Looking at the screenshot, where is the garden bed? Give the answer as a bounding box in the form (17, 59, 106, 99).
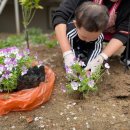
(0, 44, 129, 130)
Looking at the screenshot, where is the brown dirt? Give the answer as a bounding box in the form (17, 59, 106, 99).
(0, 44, 130, 130)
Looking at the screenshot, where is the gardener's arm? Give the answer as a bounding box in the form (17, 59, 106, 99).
(52, 0, 82, 28)
(85, 37, 127, 73)
(85, 38, 123, 73)
(53, 0, 81, 67)
(55, 24, 71, 53)
(55, 23, 76, 67)
(103, 5, 130, 57)
(85, 12, 130, 73)
(102, 38, 123, 57)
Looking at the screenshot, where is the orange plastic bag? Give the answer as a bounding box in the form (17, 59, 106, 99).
(0, 66, 55, 116)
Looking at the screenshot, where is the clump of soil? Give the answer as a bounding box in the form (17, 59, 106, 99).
(69, 91, 85, 100)
(16, 65, 45, 91)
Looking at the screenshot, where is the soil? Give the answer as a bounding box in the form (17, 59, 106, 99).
(0, 44, 130, 130)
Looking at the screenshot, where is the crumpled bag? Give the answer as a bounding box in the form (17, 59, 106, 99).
(0, 66, 55, 116)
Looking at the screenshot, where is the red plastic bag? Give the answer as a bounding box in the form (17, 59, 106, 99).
(0, 66, 55, 116)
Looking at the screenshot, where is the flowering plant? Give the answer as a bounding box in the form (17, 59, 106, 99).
(65, 59, 110, 95)
(0, 47, 43, 92)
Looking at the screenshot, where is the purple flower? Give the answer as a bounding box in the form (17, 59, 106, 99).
(88, 80, 95, 88)
(79, 61, 86, 67)
(5, 64, 13, 71)
(0, 46, 36, 92)
(86, 71, 91, 78)
(4, 57, 12, 64)
(71, 81, 79, 90)
(1, 48, 10, 57)
(79, 76, 83, 81)
(4, 58, 17, 71)
(21, 66, 28, 76)
(1, 47, 19, 57)
(24, 48, 30, 55)
(16, 53, 23, 60)
(0, 65, 5, 74)
(65, 66, 73, 74)
(2, 71, 12, 79)
(10, 47, 19, 54)
(11, 58, 17, 66)
(61, 85, 66, 93)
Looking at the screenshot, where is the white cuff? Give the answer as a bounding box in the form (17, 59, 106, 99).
(63, 50, 73, 58)
(100, 53, 108, 60)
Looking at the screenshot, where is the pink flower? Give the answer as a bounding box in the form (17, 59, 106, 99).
(88, 80, 95, 88)
(86, 71, 91, 78)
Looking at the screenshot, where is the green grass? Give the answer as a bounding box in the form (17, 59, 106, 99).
(0, 35, 24, 49)
(44, 39, 57, 48)
(28, 28, 57, 48)
(0, 28, 58, 49)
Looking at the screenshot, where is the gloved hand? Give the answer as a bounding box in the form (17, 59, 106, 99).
(85, 53, 108, 74)
(63, 50, 75, 67)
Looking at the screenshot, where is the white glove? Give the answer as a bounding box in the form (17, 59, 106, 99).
(85, 53, 108, 74)
(63, 50, 75, 67)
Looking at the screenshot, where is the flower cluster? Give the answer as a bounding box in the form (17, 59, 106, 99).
(0, 47, 36, 92)
(65, 59, 110, 95)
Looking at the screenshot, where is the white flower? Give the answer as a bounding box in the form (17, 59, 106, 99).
(0, 77, 3, 83)
(0, 65, 4, 74)
(79, 61, 86, 67)
(65, 66, 73, 74)
(16, 54, 22, 60)
(37, 61, 43, 68)
(0, 51, 4, 57)
(11, 47, 19, 55)
(4, 52, 10, 57)
(71, 81, 79, 90)
(21, 66, 28, 76)
(5, 64, 13, 71)
(4, 57, 11, 64)
(104, 63, 110, 69)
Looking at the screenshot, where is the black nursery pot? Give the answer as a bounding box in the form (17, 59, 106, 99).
(16, 65, 45, 91)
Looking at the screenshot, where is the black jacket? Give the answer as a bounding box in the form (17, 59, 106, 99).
(52, 0, 130, 45)
(66, 22, 104, 64)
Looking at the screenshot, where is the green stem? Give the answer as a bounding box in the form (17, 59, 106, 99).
(25, 27, 29, 49)
(95, 70, 105, 83)
(28, 10, 36, 25)
(26, 8, 32, 25)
